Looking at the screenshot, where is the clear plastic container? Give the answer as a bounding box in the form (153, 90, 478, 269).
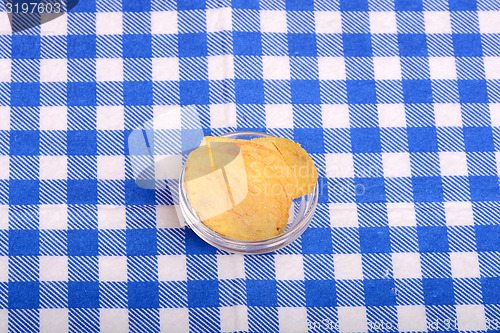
(179, 131, 318, 254)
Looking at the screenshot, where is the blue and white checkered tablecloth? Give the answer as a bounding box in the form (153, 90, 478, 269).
(1, 0, 500, 332)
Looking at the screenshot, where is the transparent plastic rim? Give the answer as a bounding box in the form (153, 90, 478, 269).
(179, 131, 318, 254)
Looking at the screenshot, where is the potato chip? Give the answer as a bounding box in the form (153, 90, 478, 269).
(184, 135, 316, 241)
(203, 136, 297, 198)
(202, 158, 290, 240)
(184, 145, 234, 221)
(236, 141, 296, 199)
(252, 137, 317, 198)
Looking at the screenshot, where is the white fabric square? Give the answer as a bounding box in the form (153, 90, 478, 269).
(334, 254, 363, 280)
(0, 107, 9, 130)
(429, 57, 456, 80)
(208, 55, 234, 80)
(330, 203, 358, 228)
(0, 156, 8, 180)
(397, 306, 427, 332)
(382, 153, 411, 178)
(152, 11, 178, 34)
(278, 307, 307, 333)
(370, 11, 397, 33)
(40, 309, 68, 333)
(374, 57, 401, 80)
(217, 254, 245, 279)
(156, 205, 183, 228)
(275, 255, 304, 280)
(378, 104, 406, 127)
(440, 152, 468, 176)
(39, 205, 67, 229)
(160, 308, 189, 333)
(456, 305, 487, 331)
(0, 14, 11, 34)
(153, 58, 179, 81)
(387, 203, 416, 227)
(0, 309, 6, 333)
(338, 307, 368, 333)
(0, 205, 8, 230)
(154, 156, 182, 185)
(155, 155, 183, 181)
(41, 14, 67, 35)
(96, 58, 123, 82)
(98, 205, 126, 229)
(484, 57, 500, 80)
(207, 8, 232, 32)
(479, 11, 500, 33)
(40, 256, 68, 281)
(318, 57, 346, 80)
(266, 104, 293, 128)
(434, 103, 462, 127)
(424, 11, 452, 34)
(445, 201, 474, 226)
(491, 103, 500, 127)
(99, 256, 127, 281)
(315, 11, 342, 33)
(100, 309, 129, 333)
(261, 10, 287, 33)
(0, 59, 10, 82)
(153, 106, 181, 129)
(392, 253, 421, 279)
(262, 56, 290, 80)
(96, 106, 124, 130)
(40, 59, 67, 82)
(450, 252, 480, 278)
(96, 12, 123, 35)
(158, 255, 187, 281)
(221, 306, 249, 333)
(40, 156, 67, 180)
(0, 257, 7, 282)
(326, 153, 354, 178)
(322, 104, 350, 128)
(210, 103, 237, 128)
(40, 106, 67, 131)
(97, 156, 125, 180)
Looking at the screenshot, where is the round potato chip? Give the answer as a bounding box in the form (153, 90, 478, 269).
(236, 141, 297, 199)
(202, 136, 297, 199)
(184, 145, 234, 221)
(202, 157, 290, 241)
(185, 138, 291, 240)
(252, 137, 317, 198)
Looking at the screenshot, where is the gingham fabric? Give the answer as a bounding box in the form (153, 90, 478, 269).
(1, 0, 500, 332)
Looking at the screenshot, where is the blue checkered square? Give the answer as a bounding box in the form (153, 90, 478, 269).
(482, 278, 500, 304)
(187, 280, 220, 307)
(128, 282, 160, 308)
(68, 282, 99, 308)
(359, 228, 391, 253)
(423, 279, 455, 305)
(180, 81, 210, 105)
(9, 282, 39, 309)
(398, 34, 427, 57)
(364, 279, 396, 306)
(476, 225, 500, 251)
(67, 230, 98, 256)
(123, 35, 152, 58)
(305, 280, 336, 306)
(289, 34, 317, 57)
(395, 0, 423, 10)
